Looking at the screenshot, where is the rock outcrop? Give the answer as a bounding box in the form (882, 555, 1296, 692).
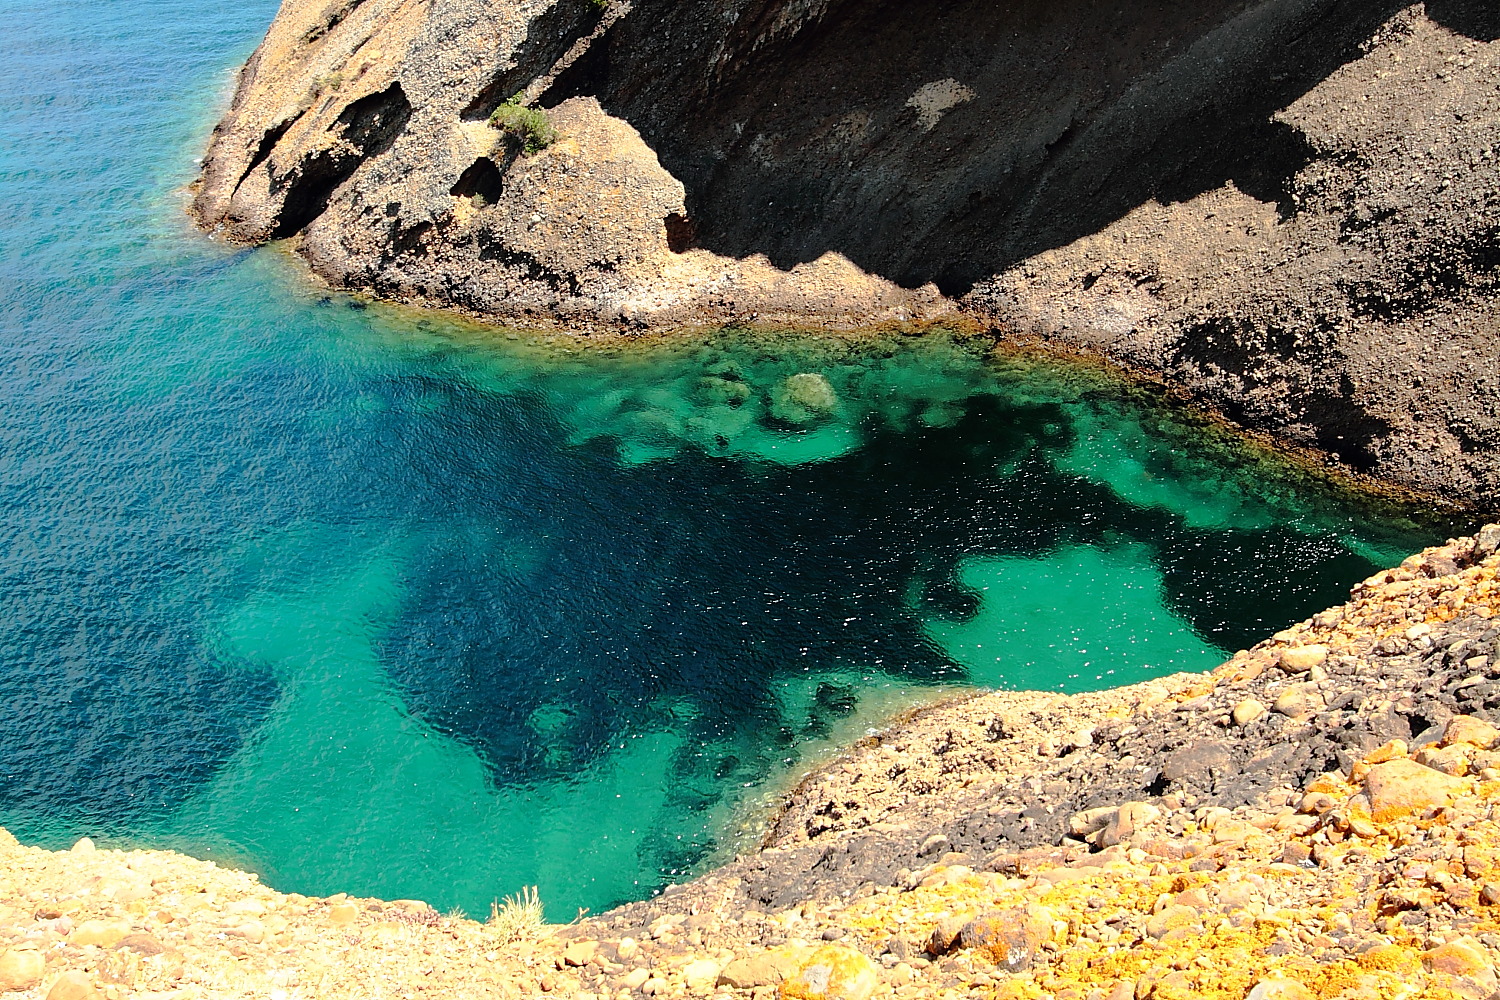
(3, 527, 1498, 998)
(192, 0, 1500, 504)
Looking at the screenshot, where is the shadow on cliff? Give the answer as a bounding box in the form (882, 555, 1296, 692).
(535, 0, 1463, 296)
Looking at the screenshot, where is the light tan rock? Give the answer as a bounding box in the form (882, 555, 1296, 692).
(1232, 699, 1267, 726)
(1279, 645, 1328, 673)
(1415, 744, 1469, 776)
(1068, 806, 1117, 839)
(1273, 683, 1324, 719)
(1364, 758, 1468, 822)
(622, 968, 650, 989)
(1443, 716, 1500, 749)
(719, 951, 800, 988)
(0, 948, 44, 991)
(683, 958, 722, 991)
(1099, 802, 1161, 847)
(561, 940, 597, 967)
(228, 920, 266, 944)
(70, 919, 130, 948)
(1246, 977, 1314, 1000)
(69, 838, 95, 854)
(45, 972, 99, 1000)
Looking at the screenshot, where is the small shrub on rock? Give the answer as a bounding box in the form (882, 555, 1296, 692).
(490, 96, 557, 154)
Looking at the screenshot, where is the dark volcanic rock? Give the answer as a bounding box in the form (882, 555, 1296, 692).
(193, 1, 1500, 504)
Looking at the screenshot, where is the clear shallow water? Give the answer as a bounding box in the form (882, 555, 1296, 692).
(0, 0, 1466, 919)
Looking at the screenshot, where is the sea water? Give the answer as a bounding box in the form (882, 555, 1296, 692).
(0, 0, 1464, 918)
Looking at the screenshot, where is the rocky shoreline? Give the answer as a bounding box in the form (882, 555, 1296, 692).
(190, 0, 1500, 504)
(3, 526, 1497, 998)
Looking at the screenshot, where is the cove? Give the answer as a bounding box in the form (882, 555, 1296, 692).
(0, 0, 1467, 921)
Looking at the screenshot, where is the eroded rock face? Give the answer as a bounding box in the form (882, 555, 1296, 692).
(193, 0, 1500, 503)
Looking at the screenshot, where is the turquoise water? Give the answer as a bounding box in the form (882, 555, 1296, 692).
(0, 0, 1462, 919)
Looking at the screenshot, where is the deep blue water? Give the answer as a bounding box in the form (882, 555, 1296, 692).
(0, 0, 1464, 917)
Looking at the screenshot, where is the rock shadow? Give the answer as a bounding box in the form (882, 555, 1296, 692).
(543, 0, 1414, 295)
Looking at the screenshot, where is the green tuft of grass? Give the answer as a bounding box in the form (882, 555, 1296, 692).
(489, 96, 558, 155)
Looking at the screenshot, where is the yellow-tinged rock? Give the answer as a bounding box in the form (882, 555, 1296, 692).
(1357, 944, 1421, 973)
(778, 945, 878, 1000)
(0, 827, 17, 849)
(1444, 716, 1500, 749)
(1363, 758, 1468, 822)
(1365, 740, 1408, 764)
(70, 918, 130, 948)
(0, 948, 44, 991)
(1273, 683, 1324, 719)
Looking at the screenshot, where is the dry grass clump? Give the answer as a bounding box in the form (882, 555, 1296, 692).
(488, 885, 546, 942)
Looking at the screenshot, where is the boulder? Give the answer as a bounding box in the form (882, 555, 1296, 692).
(1279, 645, 1328, 673)
(70, 919, 130, 948)
(925, 913, 972, 955)
(682, 958, 721, 992)
(327, 902, 359, 926)
(0, 948, 43, 991)
(1246, 977, 1314, 1000)
(45, 972, 100, 1000)
(1273, 683, 1324, 719)
(956, 906, 1055, 971)
(777, 945, 878, 1000)
(1232, 699, 1267, 726)
(1363, 758, 1468, 822)
(115, 932, 165, 956)
(719, 950, 800, 988)
(1098, 802, 1161, 847)
(561, 941, 597, 967)
(1443, 716, 1500, 750)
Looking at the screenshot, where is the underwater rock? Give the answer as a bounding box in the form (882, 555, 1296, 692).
(771, 373, 840, 425)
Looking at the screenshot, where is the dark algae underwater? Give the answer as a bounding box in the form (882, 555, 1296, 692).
(0, 0, 1469, 921)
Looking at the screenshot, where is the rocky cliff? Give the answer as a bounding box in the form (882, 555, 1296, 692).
(191, 0, 1500, 505)
(3, 528, 1498, 998)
